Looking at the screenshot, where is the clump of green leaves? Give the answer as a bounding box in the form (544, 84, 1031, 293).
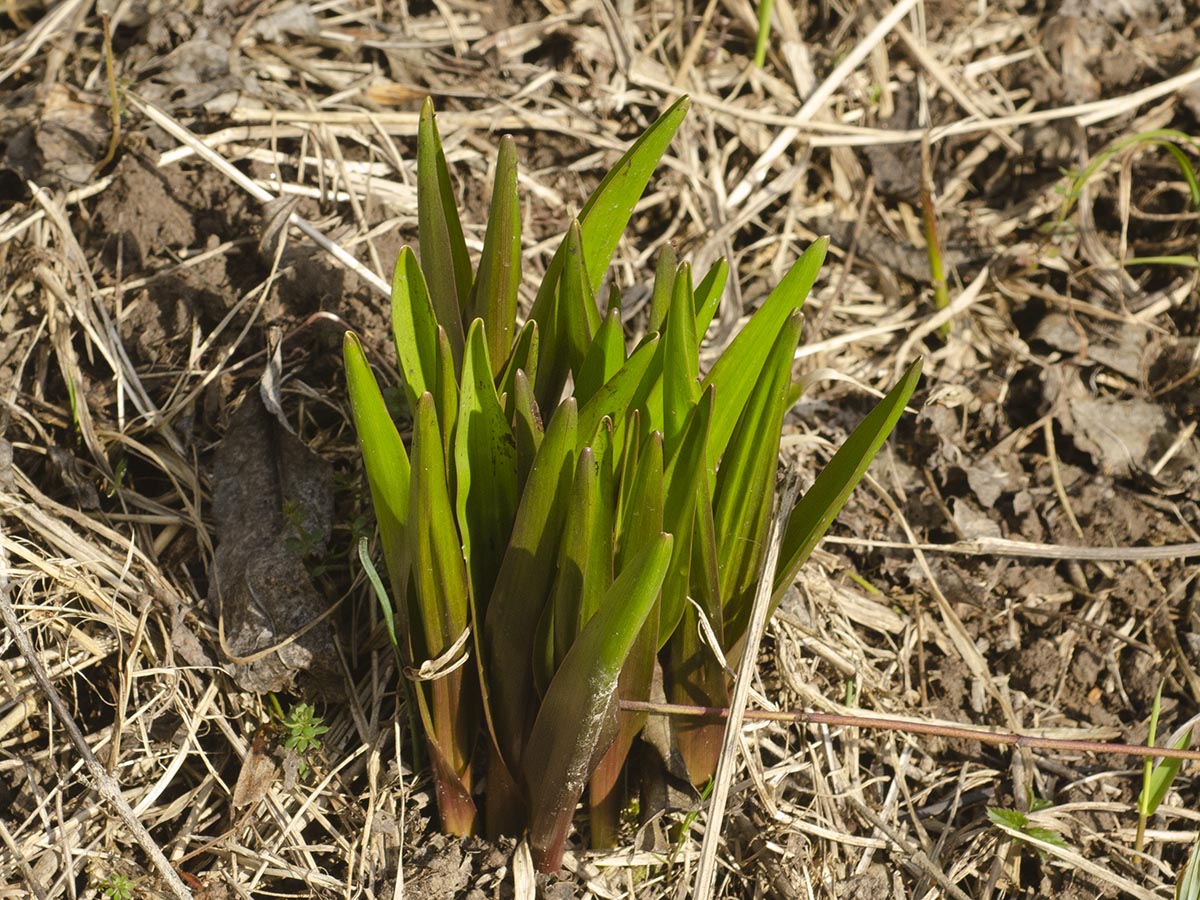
(101, 872, 137, 900)
(281, 702, 330, 755)
(344, 95, 920, 871)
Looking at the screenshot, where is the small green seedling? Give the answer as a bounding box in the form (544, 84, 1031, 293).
(987, 790, 1069, 859)
(1136, 682, 1194, 855)
(101, 872, 137, 900)
(281, 702, 330, 755)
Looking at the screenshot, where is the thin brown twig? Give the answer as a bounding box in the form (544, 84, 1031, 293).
(619, 700, 1200, 762)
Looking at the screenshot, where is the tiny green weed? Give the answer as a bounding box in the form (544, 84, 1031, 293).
(101, 872, 137, 900)
(987, 790, 1069, 859)
(280, 702, 329, 756)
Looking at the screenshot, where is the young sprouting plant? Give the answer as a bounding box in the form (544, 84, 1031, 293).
(1136, 682, 1194, 855)
(344, 95, 920, 872)
(280, 702, 330, 756)
(101, 872, 137, 900)
(987, 790, 1070, 859)
(1050, 128, 1200, 264)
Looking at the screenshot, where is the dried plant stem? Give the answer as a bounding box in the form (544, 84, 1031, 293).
(0, 533, 194, 900)
(691, 473, 799, 900)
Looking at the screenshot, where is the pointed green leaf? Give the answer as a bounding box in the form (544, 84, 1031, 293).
(536, 219, 598, 407)
(1142, 726, 1192, 816)
(703, 237, 827, 460)
(693, 257, 729, 338)
(716, 310, 802, 649)
(344, 332, 412, 640)
(468, 135, 521, 375)
(576, 307, 626, 406)
(528, 96, 691, 327)
(455, 320, 518, 614)
(510, 369, 543, 494)
(418, 97, 470, 359)
(663, 262, 700, 453)
(773, 358, 923, 604)
(577, 334, 660, 454)
(1140, 683, 1193, 818)
(390, 247, 440, 413)
(648, 243, 678, 334)
(560, 218, 600, 369)
(484, 399, 579, 769)
(498, 319, 539, 409)
(523, 533, 674, 873)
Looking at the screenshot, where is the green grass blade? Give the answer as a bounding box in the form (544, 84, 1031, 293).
(754, 0, 775, 66)
(581, 420, 615, 628)
(590, 430, 665, 846)
(417, 97, 470, 360)
(484, 399, 579, 770)
(773, 359, 923, 603)
(616, 430, 664, 572)
(523, 533, 674, 872)
(455, 320, 518, 616)
(1140, 682, 1193, 818)
(703, 237, 827, 461)
(390, 247, 440, 414)
(469, 135, 521, 375)
(715, 310, 802, 649)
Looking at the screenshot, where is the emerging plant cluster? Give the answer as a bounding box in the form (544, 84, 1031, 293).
(344, 96, 920, 871)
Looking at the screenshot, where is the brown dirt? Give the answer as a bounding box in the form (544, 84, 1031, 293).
(2, 1, 1200, 899)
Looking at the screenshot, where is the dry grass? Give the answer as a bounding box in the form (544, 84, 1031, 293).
(3, 1, 1200, 898)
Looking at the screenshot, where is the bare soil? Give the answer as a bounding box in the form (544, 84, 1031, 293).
(3, 1, 1200, 899)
